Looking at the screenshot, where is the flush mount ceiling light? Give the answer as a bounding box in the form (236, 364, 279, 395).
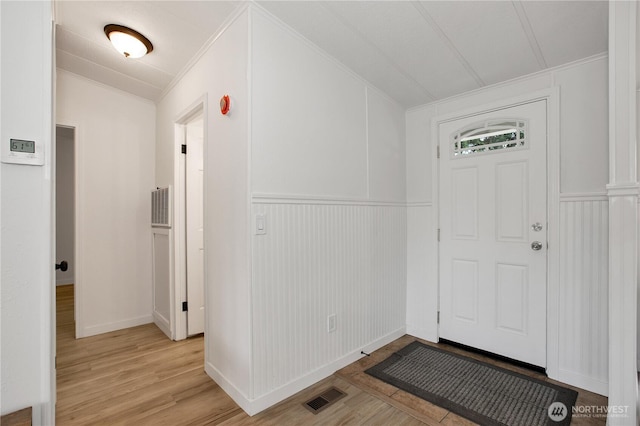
(104, 24, 153, 58)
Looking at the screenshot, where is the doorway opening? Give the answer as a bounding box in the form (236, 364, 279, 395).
(153, 100, 206, 341)
(437, 100, 548, 369)
(55, 125, 76, 340)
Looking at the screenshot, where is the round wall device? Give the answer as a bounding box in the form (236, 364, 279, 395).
(220, 95, 230, 115)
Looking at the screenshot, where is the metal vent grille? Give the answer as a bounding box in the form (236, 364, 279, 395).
(303, 387, 346, 414)
(151, 186, 172, 228)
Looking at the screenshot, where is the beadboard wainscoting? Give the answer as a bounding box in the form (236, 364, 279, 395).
(152, 228, 172, 340)
(405, 195, 610, 396)
(558, 193, 609, 395)
(251, 199, 407, 401)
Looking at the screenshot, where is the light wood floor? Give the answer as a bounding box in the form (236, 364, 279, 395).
(56, 285, 607, 425)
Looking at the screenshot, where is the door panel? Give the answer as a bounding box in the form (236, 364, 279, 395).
(495, 263, 528, 334)
(495, 161, 528, 241)
(451, 259, 478, 322)
(439, 100, 547, 368)
(186, 116, 205, 336)
(452, 167, 479, 239)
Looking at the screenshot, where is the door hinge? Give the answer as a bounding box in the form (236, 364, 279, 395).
(181, 144, 187, 154)
(182, 301, 188, 312)
(437, 311, 440, 324)
(437, 146, 440, 159)
(437, 228, 440, 241)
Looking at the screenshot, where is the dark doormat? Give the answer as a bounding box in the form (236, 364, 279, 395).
(365, 341, 577, 426)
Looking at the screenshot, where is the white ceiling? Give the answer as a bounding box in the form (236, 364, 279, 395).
(55, 1, 608, 108)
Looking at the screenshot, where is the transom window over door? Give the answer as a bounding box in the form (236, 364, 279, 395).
(451, 119, 527, 158)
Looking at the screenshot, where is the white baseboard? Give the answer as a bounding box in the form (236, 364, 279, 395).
(56, 278, 74, 286)
(79, 315, 153, 338)
(555, 368, 608, 397)
(32, 400, 54, 426)
(152, 311, 172, 340)
(204, 362, 253, 414)
(205, 326, 406, 416)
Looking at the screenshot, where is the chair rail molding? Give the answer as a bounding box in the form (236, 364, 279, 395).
(607, 2, 638, 424)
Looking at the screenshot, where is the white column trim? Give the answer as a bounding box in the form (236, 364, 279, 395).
(607, 2, 638, 424)
(606, 183, 640, 197)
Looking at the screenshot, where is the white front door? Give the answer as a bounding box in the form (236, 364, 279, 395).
(438, 100, 547, 368)
(186, 115, 205, 336)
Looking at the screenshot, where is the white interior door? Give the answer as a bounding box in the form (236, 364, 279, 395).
(186, 115, 205, 336)
(438, 100, 547, 368)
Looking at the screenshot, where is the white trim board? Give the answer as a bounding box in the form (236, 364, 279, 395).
(559, 192, 608, 202)
(79, 315, 153, 338)
(407, 201, 433, 207)
(152, 311, 171, 340)
(251, 194, 406, 207)
(207, 327, 406, 416)
(252, 193, 432, 207)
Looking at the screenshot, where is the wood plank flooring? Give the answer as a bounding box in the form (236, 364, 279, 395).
(56, 285, 608, 425)
(335, 336, 608, 426)
(56, 286, 242, 425)
(0, 407, 32, 426)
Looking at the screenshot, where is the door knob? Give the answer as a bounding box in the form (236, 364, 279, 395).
(55, 261, 68, 272)
(531, 222, 543, 232)
(531, 241, 543, 251)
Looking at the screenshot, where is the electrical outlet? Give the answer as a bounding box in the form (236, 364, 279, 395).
(327, 314, 337, 333)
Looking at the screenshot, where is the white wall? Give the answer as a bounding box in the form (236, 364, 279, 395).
(407, 56, 608, 196)
(155, 7, 252, 408)
(405, 55, 610, 395)
(556, 61, 608, 194)
(56, 126, 75, 285)
(406, 105, 438, 340)
(155, 5, 406, 414)
(0, 1, 54, 422)
(248, 8, 407, 412)
(251, 10, 406, 201)
(56, 70, 156, 338)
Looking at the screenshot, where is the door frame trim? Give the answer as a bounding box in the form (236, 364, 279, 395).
(430, 87, 560, 378)
(173, 95, 208, 341)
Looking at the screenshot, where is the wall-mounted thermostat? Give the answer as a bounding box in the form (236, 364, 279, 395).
(2, 138, 44, 165)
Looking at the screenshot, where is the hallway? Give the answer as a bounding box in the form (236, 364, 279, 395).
(56, 285, 242, 424)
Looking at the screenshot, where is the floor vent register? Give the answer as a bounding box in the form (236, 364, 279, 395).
(302, 387, 346, 414)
